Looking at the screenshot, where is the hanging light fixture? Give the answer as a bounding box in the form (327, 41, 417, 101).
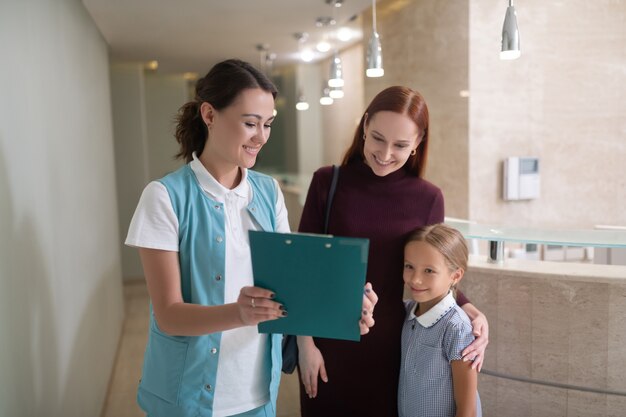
(294, 32, 314, 63)
(329, 87, 344, 99)
(315, 17, 334, 52)
(366, 0, 384, 77)
(256, 43, 270, 74)
(327, 0, 344, 88)
(500, 0, 521, 60)
(296, 91, 310, 111)
(328, 52, 344, 87)
(320, 87, 334, 105)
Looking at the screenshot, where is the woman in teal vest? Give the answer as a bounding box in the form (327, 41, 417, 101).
(126, 59, 377, 417)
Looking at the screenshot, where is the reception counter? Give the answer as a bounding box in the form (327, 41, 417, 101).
(462, 256, 626, 417)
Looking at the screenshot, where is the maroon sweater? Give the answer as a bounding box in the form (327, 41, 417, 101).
(298, 161, 468, 417)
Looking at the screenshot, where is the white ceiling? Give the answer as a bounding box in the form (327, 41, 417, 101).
(82, 0, 374, 75)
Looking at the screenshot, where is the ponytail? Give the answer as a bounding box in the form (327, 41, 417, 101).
(175, 100, 207, 163)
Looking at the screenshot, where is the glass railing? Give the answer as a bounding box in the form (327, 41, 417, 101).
(444, 219, 626, 263)
(445, 220, 626, 248)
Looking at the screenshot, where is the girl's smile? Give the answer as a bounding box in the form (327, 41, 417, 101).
(403, 241, 461, 315)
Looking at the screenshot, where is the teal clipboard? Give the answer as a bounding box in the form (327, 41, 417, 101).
(249, 231, 369, 341)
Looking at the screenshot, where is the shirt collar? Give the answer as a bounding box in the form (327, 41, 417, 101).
(408, 291, 456, 328)
(190, 152, 249, 199)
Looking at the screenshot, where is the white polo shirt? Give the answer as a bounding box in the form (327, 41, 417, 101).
(126, 153, 290, 416)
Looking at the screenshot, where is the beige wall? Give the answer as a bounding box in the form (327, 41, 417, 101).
(360, 0, 626, 228)
(363, 0, 471, 219)
(469, 0, 626, 229)
(0, 1, 125, 416)
(321, 43, 367, 166)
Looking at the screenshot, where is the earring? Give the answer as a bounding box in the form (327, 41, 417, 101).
(410, 149, 417, 156)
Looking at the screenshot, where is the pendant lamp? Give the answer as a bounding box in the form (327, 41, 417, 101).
(500, 0, 521, 60)
(320, 87, 334, 105)
(328, 52, 344, 87)
(329, 87, 344, 99)
(296, 91, 310, 111)
(366, 0, 384, 77)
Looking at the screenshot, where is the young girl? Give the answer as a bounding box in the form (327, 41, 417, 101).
(399, 223, 482, 417)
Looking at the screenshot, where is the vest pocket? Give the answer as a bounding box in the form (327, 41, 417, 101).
(140, 330, 189, 404)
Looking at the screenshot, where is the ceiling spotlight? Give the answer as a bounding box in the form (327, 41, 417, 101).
(293, 32, 309, 43)
(316, 41, 331, 52)
(145, 60, 159, 71)
(326, 0, 344, 6)
(301, 49, 314, 62)
(337, 27, 352, 42)
(315, 16, 336, 27)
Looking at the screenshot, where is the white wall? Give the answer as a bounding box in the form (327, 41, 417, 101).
(144, 73, 189, 178)
(110, 63, 150, 279)
(110, 67, 188, 279)
(0, 1, 124, 416)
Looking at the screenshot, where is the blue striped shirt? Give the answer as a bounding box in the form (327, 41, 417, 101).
(399, 293, 482, 417)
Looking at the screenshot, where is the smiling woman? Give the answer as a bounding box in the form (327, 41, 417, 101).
(362, 111, 420, 177)
(123, 59, 378, 417)
(124, 59, 290, 417)
(198, 88, 276, 187)
(296, 86, 489, 417)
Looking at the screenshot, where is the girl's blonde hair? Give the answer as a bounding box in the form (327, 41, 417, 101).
(405, 223, 469, 274)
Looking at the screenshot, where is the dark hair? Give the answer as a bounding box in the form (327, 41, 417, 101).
(341, 86, 430, 177)
(175, 59, 278, 162)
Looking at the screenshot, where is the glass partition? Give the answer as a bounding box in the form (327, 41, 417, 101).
(444, 219, 626, 263)
(445, 220, 626, 248)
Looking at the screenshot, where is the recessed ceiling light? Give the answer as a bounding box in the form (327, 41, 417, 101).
(337, 27, 352, 42)
(315, 16, 335, 27)
(301, 49, 314, 62)
(316, 41, 331, 52)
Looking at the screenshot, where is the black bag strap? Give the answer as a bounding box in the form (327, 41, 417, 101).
(324, 165, 340, 234)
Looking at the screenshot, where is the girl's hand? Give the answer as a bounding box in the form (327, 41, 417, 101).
(461, 311, 489, 372)
(360, 282, 378, 335)
(297, 336, 327, 399)
(236, 286, 285, 326)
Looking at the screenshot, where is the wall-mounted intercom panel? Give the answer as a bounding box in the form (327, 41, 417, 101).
(503, 157, 540, 201)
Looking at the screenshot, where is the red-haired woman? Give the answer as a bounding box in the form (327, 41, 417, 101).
(296, 86, 489, 417)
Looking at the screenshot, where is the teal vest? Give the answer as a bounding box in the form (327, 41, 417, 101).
(137, 165, 283, 417)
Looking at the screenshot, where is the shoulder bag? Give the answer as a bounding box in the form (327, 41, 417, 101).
(281, 164, 340, 374)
